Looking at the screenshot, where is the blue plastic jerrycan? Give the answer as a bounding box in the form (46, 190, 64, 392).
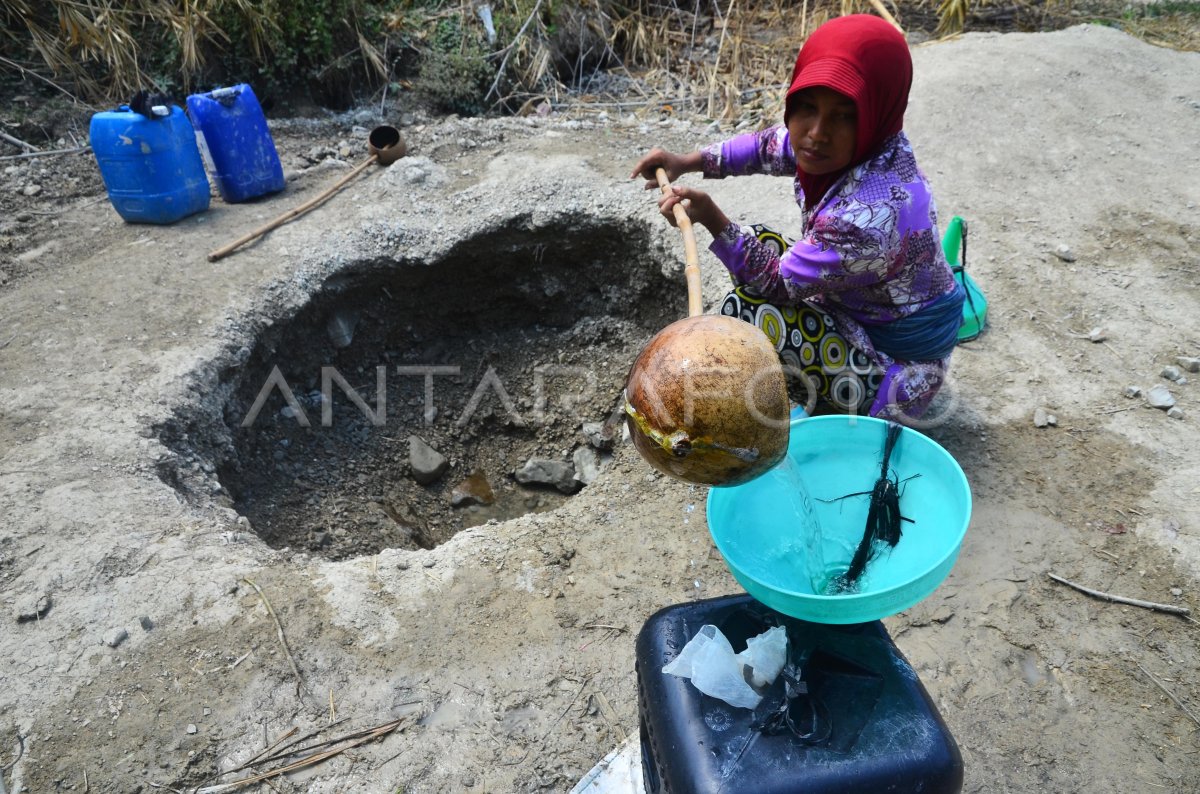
(186, 84, 286, 203)
(89, 104, 211, 224)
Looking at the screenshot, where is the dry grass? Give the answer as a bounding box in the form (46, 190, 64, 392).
(935, 0, 970, 35)
(0, 0, 1196, 113)
(1090, 2, 1200, 53)
(0, 0, 274, 101)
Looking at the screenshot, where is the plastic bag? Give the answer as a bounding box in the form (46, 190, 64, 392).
(740, 625, 787, 687)
(662, 624, 788, 710)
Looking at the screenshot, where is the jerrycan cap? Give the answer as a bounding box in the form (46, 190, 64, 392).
(209, 86, 241, 106)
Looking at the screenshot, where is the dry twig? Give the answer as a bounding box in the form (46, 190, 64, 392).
(224, 727, 299, 776)
(1048, 573, 1191, 616)
(485, 0, 546, 103)
(241, 578, 306, 697)
(538, 676, 591, 749)
(219, 718, 354, 779)
(0, 145, 91, 162)
(1, 733, 25, 775)
(1136, 663, 1200, 728)
(1099, 404, 1140, 415)
(195, 718, 406, 794)
(0, 131, 36, 152)
(224, 717, 361, 773)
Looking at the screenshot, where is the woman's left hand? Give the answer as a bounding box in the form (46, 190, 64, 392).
(658, 185, 730, 238)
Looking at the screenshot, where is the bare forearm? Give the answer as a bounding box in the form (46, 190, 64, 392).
(694, 207, 731, 239)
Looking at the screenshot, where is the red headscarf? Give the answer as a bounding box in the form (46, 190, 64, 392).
(785, 15, 913, 209)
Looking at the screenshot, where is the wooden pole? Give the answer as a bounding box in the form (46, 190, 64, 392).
(208, 154, 378, 262)
(655, 168, 703, 319)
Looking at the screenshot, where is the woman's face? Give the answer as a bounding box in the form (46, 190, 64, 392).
(787, 86, 858, 176)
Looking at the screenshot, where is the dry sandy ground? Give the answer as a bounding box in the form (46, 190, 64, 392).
(2, 24, 1199, 794)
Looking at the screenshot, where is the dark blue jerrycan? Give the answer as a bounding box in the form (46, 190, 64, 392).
(186, 84, 286, 203)
(89, 104, 211, 224)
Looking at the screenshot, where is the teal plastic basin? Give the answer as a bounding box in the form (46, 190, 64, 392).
(706, 416, 971, 624)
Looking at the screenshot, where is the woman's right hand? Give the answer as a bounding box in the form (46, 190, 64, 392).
(630, 148, 700, 190)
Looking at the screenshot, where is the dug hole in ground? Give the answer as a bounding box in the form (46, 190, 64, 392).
(1, 24, 1199, 793)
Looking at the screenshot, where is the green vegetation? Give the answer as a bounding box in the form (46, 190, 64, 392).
(412, 13, 495, 115)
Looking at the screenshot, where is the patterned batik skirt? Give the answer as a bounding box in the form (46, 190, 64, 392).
(718, 225, 950, 420)
(720, 284, 882, 415)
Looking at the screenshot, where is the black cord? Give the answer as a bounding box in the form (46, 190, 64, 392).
(956, 219, 984, 339)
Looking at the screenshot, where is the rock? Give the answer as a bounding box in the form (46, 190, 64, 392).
(1170, 587, 1183, 597)
(1146, 385, 1176, 409)
(304, 145, 336, 163)
(1177, 356, 1200, 373)
(104, 628, 128, 648)
(408, 436, 448, 485)
(572, 447, 601, 486)
(1087, 327, 1107, 343)
(378, 156, 448, 191)
(450, 470, 495, 506)
(15, 592, 52, 622)
(1167, 406, 1184, 420)
(139, 616, 154, 631)
(186, 724, 198, 735)
(1161, 365, 1183, 382)
(1052, 243, 1076, 262)
(580, 421, 615, 451)
(326, 310, 358, 348)
(1033, 407, 1057, 428)
(1123, 385, 1142, 399)
(22, 183, 42, 197)
(515, 458, 580, 494)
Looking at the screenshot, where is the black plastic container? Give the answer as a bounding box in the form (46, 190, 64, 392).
(636, 593, 963, 794)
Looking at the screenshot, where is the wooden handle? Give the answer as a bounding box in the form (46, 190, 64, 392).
(655, 168, 703, 318)
(208, 153, 379, 262)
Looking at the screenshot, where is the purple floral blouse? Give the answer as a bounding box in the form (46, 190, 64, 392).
(700, 127, 958, 327)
